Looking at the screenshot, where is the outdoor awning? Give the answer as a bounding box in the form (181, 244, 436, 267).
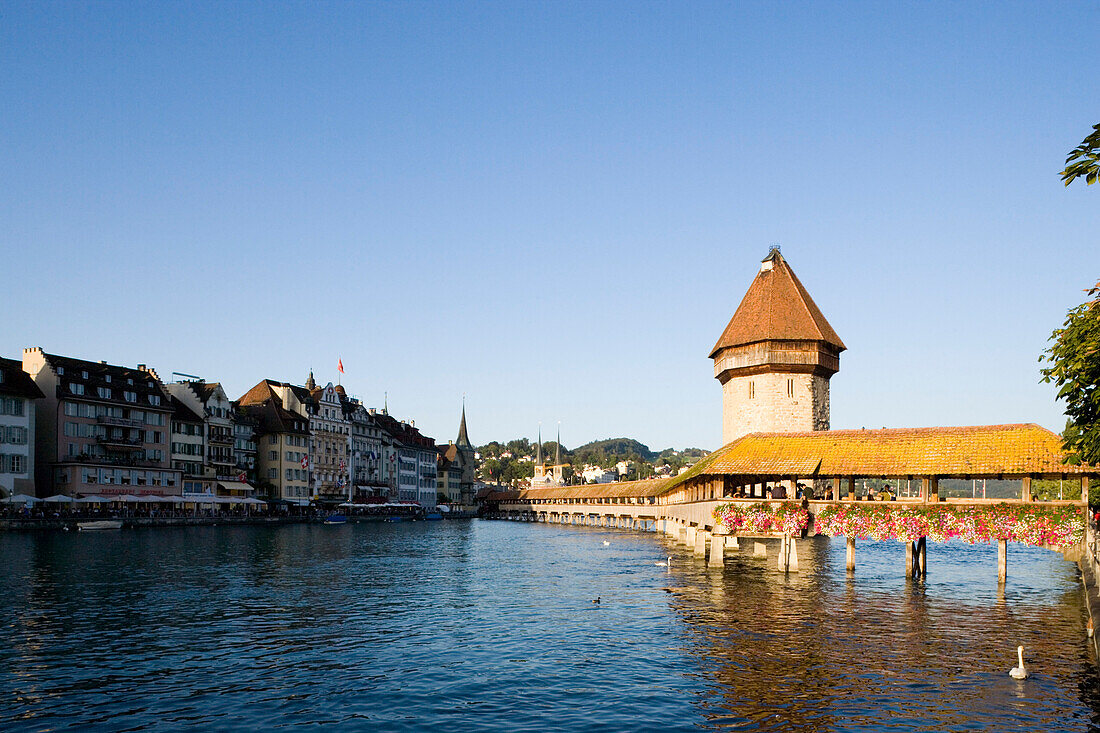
(216, 481, 256, 494)
(41, 494, 75, 503)
(1, 494, 40, 504)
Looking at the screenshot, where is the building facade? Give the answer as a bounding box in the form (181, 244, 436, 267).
(238, 379, 315, 503)
(710, 249, 845, 445)
(22, 348, 181, 497)
(345, 399, 385, 500)
(0, 357, 44, 497)
(231, 406, 258, 485)
(374, 412, 437, 505)
(304, 377, 350, 502)
(166, 381, 251, 497)
(169, 395, 208, 497)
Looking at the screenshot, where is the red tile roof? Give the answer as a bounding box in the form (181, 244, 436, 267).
(710, 251, 845, 357)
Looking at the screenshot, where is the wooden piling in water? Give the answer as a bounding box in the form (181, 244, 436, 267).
(998, 538, 1007, 582)
(846, 536, 855, 572)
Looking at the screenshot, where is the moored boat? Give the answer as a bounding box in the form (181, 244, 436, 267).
(323, 514, 347, 525)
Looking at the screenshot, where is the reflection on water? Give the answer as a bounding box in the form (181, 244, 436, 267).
(0, 522, 1096, 731)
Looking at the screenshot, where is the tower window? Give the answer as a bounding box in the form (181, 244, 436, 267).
(787, 379, 794, 398)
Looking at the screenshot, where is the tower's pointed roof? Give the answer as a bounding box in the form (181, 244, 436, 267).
(536, 427, 542, 464)
(457, 404, 472, 448)
(554, 426, 561, 465)
(710, 250, 845, 358)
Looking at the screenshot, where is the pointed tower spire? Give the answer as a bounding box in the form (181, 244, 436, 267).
(306, 369, 316, 390)
(535, 425, 542, 464)
(554, 423, 561, 465)
(456, 400, 471, 448)
(711, 249, 844, 444)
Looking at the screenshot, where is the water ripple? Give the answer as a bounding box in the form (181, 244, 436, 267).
(0, 522, 1097, 731)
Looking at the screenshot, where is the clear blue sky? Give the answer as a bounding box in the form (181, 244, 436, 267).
(2, 1, 1098, 452)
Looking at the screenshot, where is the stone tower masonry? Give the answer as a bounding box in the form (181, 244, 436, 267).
(710, 249, 845, 445)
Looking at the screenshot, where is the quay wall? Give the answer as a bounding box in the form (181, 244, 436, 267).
(0, 514, 475, 532)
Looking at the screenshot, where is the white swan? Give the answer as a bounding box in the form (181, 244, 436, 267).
(1009, 645, 1029, 679)
(602, 541, 610, 546)
(654, 556, 671, 567)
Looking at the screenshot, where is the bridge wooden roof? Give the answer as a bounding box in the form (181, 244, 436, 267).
(667, 424, 1092, 490)
(484, 478, 670, 503)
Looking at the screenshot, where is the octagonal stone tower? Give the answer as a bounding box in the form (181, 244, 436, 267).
(710, 248, 846, 445)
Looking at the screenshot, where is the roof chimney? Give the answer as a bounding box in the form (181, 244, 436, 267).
(137, 364, 146, 371)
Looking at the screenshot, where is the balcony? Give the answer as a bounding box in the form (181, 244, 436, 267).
(97, 416, 144, 428)
(208, 432, 234, 445)
(95, 436, 144, 451)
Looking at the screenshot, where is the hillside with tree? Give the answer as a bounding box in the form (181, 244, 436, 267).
(475, 436, 709, 486)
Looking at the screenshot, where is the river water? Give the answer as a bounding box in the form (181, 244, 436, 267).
(0, 520, 1097, 732)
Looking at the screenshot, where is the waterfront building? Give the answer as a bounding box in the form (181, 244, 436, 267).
(168, 395, 208, 498)
(22, 348, 181, 497)
(0, 357, 44, 497)
(304, 376, 351, 503)
(344, 398, 386, 500)
(166, 381, 253, 498)
(238, 396, 311, 504)
(437, 405, 476, 504)
(374, 411, 437, 505)
(231, 405, 258, 485)
(238, 379, 314, 504)
(710, 247, 845, 445)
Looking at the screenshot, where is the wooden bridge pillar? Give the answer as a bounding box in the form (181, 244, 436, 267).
(778, 534, 799, 572)
(709, 531, 726, 567)
(753, 541, 767, 557)
(846, 477, 855, 501)
(1083, 476, 1091, 503)
(915, 537, 927, 576)
(846, 536, 855, 572)
(1021, 477, 1032, 502)
(997, 539, 1007, 582)
(694, 529, 708, 556)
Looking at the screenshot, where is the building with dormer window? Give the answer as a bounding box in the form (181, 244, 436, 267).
(22, 348, 180, 497)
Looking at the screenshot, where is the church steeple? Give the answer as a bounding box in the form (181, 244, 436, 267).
(456, 401, 472, 448)
(535, 426, 542, 464)
(554, 424, 561, 465)
(306, 369, 316, 390)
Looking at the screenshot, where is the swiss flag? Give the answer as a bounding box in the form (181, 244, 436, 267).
(338, 358, 344, 374)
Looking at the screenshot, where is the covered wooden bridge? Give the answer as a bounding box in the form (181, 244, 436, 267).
(483, 423, 1095, 577)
